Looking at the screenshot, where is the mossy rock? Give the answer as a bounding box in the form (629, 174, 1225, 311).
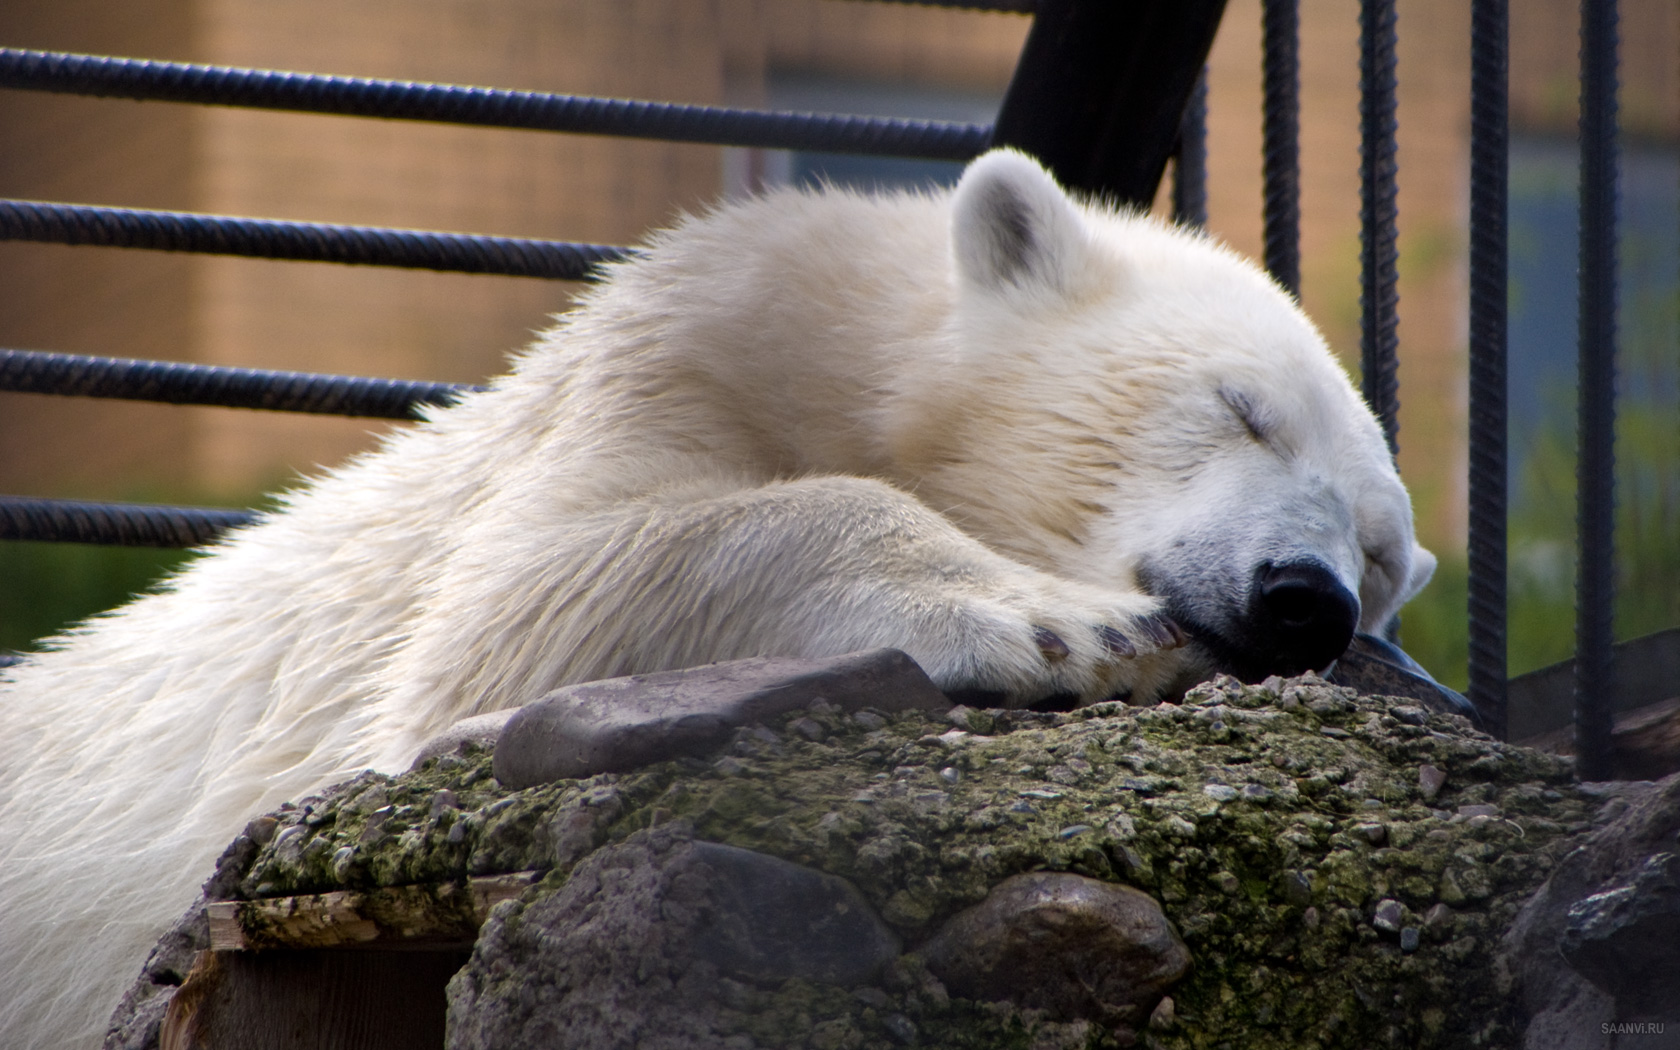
(215, 674, 1602, 1049)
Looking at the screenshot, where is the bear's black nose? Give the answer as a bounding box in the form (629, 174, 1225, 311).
(1254, 560, 1358, 674)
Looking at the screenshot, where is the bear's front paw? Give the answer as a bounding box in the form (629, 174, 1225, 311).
(894, 583, 1189, 710)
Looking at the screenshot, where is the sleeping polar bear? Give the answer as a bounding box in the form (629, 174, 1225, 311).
(0, 149, 1433, 1048)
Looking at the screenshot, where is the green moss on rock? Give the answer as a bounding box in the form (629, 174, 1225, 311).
(222, 675, 1595, 1048)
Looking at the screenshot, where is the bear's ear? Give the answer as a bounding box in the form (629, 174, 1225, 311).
(951, 149, 1090, 298)
(1400, 543, 1437, 604)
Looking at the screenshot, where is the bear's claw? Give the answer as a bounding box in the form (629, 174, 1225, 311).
(1137, 613, 1187, 651)
(1098, 625, 1137, 659)
(1033, 627, 1071, 662)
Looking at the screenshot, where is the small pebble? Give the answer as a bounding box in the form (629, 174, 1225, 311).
(1357, 822, 1388, 845)
(1418, 764, 1447, 799)
(1302, 906, 1321, 929)
(1400, 926, 1420, 952)
(1149, 995, 1176, 1029)
(852, 710, 887, 731)
(713, 756, 748, 777)
(1202, 784, 1238, 802)
(852, 987, 891, 1009)
(939, 766, 960, 785)
(244, 815, 279, 845)
(1285, 871, 1313, 906)
(1390, 705, 1428, 725)
(1020, 789, 1063, 800)
(1242, 783, 1273, 801)
(882, 1013, 917, 1045)
(1320, 726, 1351, 738)
(789, 717, 827, 742)
(1214, 871, 1240, 894)
(1373, 898, 1404, 932)
(1057, 824, 1092, 840)
(428, 790, 459, 818)
(1457, 803, 1499, 819)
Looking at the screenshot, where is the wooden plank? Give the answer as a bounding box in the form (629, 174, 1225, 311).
(161, 948, 469, 1050)
(207, 871, 540, 951)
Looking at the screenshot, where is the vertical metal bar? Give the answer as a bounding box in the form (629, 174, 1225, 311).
(1467, 0, 1509, 738)
(992, 0, 1229, 206)
(1262, 0, 1301, 296)
(1574, 0, 1619, 780)
(1360, 0, 1401, 459)
(1173, 68, 1209, 228)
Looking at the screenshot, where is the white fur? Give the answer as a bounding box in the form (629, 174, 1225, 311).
(0, 150, 1431, 1048)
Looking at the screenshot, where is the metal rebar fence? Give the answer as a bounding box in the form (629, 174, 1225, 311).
(1261, 0, 1301, 298)
(1359, 0, 1402, 460)
(0, 198, 631, 281)
(0, 348, 480, 419)
(1173, 69, 1210, 229)
(0, 496, 256, 548)
(1574, 0, 1620, 780)
(1467, 0, 1510, 738)
(0, 48, 993, 162)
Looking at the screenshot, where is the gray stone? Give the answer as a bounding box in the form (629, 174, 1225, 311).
(1559, 852, 1680, 1016)
(1501, 773, 1680, 1049)
(1373, 898, 1404, 932)
(1325, 632, 1480, 723)
(686, 840, 900, 987)
(410, 710, 518, 769)
(446, 825, 899, 1049)
(919, 871, 1191, 1031)
(493, 648, 947, 788)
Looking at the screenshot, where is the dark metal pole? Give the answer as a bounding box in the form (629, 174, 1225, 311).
(1467, 0, 1509, 737)
(1173, 69, 1209, 228)
(1574, 0, 1619, 780)
(992, 0, 1228, 206)
(1262, 0, 1301, 297)
(1359, 0, 1401, 460)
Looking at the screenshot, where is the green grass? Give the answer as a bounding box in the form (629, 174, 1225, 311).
(0, 542, 195, 653)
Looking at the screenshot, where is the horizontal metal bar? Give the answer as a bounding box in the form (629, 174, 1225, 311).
(0, 48, 993, 161)
(0, 495, 255, 547)
(0, 348, 480, 418)
(0, 198, 629, 279)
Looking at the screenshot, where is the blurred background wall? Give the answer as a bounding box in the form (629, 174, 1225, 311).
(1, 0, 1675, 687)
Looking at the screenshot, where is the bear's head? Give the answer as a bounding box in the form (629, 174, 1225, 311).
(898, 149, 1436, 685)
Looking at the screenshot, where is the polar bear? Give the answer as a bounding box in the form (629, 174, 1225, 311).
(0, 149, 1433, 1048)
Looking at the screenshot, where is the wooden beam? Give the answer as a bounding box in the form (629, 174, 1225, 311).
(206, 871, 539, 952)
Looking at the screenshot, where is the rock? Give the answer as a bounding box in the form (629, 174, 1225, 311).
(410, 710, 518, 770)
(1501, 773, 1680, 1048)
(1558, 851, 1680, 1017)
(1326, 632, 1480, 723)
(686, 840, 900, 986)
(919, 872, 1191, 1031)
(1372, 898, 1404, 932)
(493, 648, 947, 788)
(446, 826, 899, 1049)
(118, 673, 1623, 1050)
